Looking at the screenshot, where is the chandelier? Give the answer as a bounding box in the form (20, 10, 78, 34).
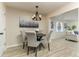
(32, 6, 42, 21)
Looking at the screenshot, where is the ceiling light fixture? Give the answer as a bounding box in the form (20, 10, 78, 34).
(32, 6, 42, 21)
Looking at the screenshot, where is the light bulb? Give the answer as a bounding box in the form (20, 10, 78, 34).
(33, 14, 35, 17)
(32, 14, 35, 18)
(39, 15, 42, 17)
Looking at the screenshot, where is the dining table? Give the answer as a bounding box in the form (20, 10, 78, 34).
(36, 32, 46, 48)
(25, 31, 46, 41)
(36, 32, 46, 41)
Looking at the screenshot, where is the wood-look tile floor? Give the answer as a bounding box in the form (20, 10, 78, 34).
(2, 38, 79, 57)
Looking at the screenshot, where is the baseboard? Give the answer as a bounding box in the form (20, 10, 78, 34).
(6, 43, 22, 49)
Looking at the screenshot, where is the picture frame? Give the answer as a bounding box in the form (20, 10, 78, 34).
(19, 17, 39, 28)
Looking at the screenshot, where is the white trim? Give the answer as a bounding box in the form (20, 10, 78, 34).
(6, 43, 22, 49)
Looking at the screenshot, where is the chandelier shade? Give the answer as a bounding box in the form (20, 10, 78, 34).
(32, 6, 42, 21)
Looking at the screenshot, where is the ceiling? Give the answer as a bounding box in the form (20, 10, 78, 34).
(5, 2, 70, 16)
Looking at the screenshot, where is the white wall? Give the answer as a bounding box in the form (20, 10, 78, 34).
(0, 3, 6, 56)
(6, 7, 48, 48)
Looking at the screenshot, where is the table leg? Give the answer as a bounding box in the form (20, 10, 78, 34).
(27, 47, 29, 55)
(35, 47, 37, 57)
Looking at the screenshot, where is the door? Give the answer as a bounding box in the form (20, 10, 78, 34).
(0, 7, 6, 56)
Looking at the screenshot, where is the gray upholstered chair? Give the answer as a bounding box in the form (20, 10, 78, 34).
(42, 31, 52, 51)
(26, 31, 41, 57)
(47, 31, 53, 51)
(20, 30, 27, 49)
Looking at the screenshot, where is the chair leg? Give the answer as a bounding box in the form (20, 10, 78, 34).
(38, 44, 41, 51)
(23, 42, 25, 49)
(48, 43, 50, 51)
(33, 47, 36, 52)
(35, 47, 37, 57)
(27, 47, 29, 55)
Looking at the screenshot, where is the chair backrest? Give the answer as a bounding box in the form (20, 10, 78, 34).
(20, 30, 26, 42)
(26, 31, 38, 47)
(47, 31, 53, 42)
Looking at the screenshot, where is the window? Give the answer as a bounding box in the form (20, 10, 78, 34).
(55, 21, 64, 32)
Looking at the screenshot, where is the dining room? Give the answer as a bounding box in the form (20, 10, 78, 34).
(4, 2, 49, 57)
(0, 2, 79, 57)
